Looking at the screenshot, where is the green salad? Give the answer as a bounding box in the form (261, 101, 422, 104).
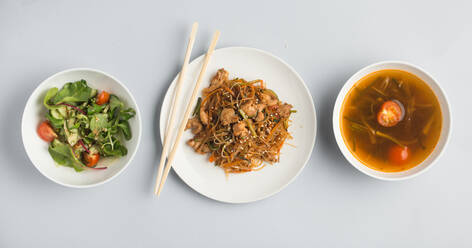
(37, 80, 135, 171)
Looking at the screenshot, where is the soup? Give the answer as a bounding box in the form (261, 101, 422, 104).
(341, 69, 442, 172)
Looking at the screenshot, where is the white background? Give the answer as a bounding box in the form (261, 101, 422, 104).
(1, 0, 470, 247)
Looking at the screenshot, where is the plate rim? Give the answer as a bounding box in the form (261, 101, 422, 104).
(159, 46, 317, 203)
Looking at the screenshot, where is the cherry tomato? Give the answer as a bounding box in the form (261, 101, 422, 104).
(96, 91, 110, 105)
(377, 100, 404, 127)
(37, 121, 57, 142)
(84, 153, 100, 168)
(388, 145, 410, 165)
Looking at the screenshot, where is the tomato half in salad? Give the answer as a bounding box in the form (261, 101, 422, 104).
(96, 91, 110, 105)
(84, 153, 100, 168)
(37, 121, 57, 142)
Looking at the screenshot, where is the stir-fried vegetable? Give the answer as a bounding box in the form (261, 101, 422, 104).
(192, 97, 202, 116)
(39, 80, 135, 172)
(238, 109, 257, 138)
(185, 68, 294, 174)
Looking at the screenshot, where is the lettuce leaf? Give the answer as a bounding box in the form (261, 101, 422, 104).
(43, 87, 60, 110)
(48, 139, 85, 172)
(52, 80, 95, 104)
(90, 113, 109, 134)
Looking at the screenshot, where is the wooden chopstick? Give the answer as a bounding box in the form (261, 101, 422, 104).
(156, 30, 220, 196)
(154, 22, 199, 194)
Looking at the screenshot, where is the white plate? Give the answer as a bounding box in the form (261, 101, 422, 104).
(22, 68, 142, 188)
(160, 47, 316, 203)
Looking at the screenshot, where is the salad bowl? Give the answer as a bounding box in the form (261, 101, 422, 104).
(22, 68, 142, 188)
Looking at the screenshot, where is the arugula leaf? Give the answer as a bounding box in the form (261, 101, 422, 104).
(87, 103, 106, 115)
(117, 120, 131, 140)
(75, 114, 89, 128)
(109, 95, 124, 112)
(82, 137, 93, 145)
(89, 113, 109, 134)
(48, 139, 85, 172)
(108, 95, 135, 121)
(102, 142, 127, 157)
(52, 80, 95, 104)
(120, 108, 136, 121)
(108, 107, 120, 126)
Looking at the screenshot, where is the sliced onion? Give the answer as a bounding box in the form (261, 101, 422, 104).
(59, 103, 86, 115)
(78, 139, 90, 154)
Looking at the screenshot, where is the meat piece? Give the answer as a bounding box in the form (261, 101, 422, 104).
(260, 93, 278, 106)
(202, 87, 214, 96)
(253, 103, 266, 122)
(185, 118, 203, 134)
(200, 144, 211, 153)
(199, 103, 209, 125)
(256, 104, 266, 112)
(233, 121, 249, 137)
(255, 111, 265, 122)
(241, 101, 257, 117)
(200, 110, 209, 125)
(187, 139, 201, 151)
(202, 69, 229, 95)
(221, 108, 239, 126)
(187, 139, 208, 154)
(211, 68, 229, 87)
(277, 103, 293, 118)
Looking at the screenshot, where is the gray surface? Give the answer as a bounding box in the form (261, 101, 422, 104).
(1, 0, 470, 247)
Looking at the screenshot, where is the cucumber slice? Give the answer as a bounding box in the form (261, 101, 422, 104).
(90, 89, 97, 98)
(50, 109, 63, 119)
(47, 112, 64, 129)
(67, 130, 79, 146)
(67, 118, 76, 129)
(57, 106, 67, 118)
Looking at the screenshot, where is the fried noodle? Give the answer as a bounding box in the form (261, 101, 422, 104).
(185, 68, 294, 174)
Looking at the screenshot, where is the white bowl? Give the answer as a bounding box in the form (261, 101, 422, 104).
(22, 68, 142, 188)
(333, 61, 451, 180)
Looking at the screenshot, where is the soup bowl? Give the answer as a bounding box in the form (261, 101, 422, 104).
(333, 61, 451, 180)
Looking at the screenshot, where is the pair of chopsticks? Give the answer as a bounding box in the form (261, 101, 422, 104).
(154, 22, 220, 196)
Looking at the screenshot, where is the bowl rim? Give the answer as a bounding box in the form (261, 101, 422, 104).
(332, 60, 452, 181)
(21, 67, 142, 188)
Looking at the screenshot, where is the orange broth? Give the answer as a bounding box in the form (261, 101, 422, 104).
(341, 69, 442, 172)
